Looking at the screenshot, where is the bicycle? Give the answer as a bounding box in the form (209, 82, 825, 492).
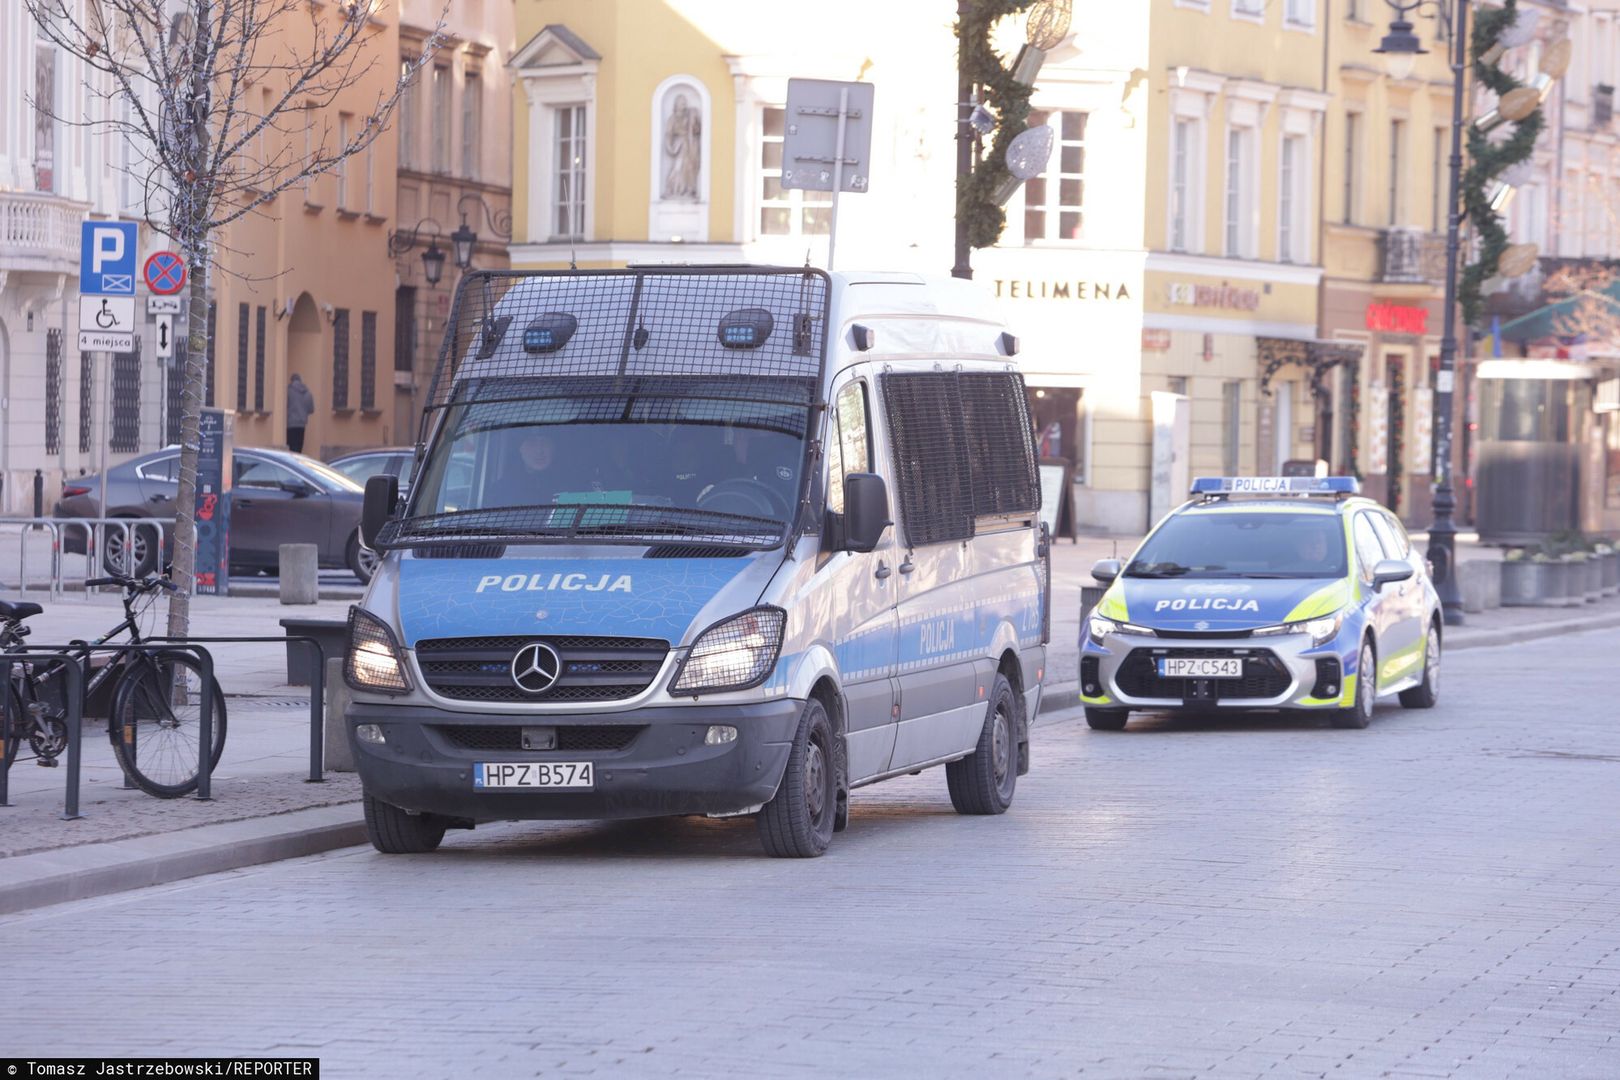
(0, 574, 227, 797)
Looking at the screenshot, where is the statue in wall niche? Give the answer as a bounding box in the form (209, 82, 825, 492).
(661, 92, 702, 201)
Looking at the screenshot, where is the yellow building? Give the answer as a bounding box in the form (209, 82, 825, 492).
(506, 0, 1348, 532)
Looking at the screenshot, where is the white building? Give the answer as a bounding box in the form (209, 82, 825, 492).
(1, 6, 167, 515)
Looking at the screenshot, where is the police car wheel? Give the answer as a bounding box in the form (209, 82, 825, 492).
(363, 793, 446, 854)
(946, 674, 1018, 815)
(757, 697, 836, 858)
(1085, 708, 1128, 731)
(1399, 624, 1441, 709)
(1332, 641, 1376, 729)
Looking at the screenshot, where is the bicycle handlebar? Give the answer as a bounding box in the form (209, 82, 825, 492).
(86, 575, 177, 594)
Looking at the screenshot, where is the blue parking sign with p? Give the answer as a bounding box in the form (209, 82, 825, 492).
(80, 221, 138, 296)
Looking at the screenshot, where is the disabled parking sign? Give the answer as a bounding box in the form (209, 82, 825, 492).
(80, 221, 138, 296)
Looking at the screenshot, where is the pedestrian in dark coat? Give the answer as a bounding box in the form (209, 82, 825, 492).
(286, 374, 315, 453)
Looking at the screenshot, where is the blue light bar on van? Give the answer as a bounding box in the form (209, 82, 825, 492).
(523, 313, 578, 354)
(718, 307, 774, 349)
(1190, 476, 1361, 495)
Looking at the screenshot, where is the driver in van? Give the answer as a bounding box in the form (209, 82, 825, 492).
(515, 432, 559, 504)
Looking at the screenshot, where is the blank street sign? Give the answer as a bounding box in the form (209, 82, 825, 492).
(780, 78, 875, 194)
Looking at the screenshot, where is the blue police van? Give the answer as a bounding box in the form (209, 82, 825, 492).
(345, 267, 1049, 857)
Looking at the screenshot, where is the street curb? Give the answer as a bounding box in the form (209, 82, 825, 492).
(1038, 683, 1081, 717)
(0, 804, 364, 918)
(1446, 608, 1620, 652)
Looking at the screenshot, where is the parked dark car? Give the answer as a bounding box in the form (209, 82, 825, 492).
(328, 447, 416, 495)
(55, 447, 375, 582)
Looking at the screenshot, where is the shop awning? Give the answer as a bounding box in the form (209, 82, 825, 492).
(1498, 279, 1620, 342)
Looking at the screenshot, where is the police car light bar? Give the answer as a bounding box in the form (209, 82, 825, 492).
(1190, 476, 1361, 497)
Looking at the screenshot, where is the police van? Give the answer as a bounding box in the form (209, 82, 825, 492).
(345, 267, 1049, 857)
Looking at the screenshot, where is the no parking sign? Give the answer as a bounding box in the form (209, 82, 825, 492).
(143, 251, 187, 295)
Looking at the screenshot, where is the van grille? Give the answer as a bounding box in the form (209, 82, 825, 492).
(435, 724, 643, 752)
(414, 635, 669, 703)
(1115, 648, 1291, 700)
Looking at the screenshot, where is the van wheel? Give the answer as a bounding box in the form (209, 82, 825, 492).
(1399, 625, 1441, 709)
(1332, 641, 1377, 729)
(363, 794, 446, 853)
(1085, 708, 1129, 731)
(946, 674, 1018, 815)
(757, 697, 836, 858)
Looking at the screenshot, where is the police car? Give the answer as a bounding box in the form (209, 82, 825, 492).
(1080, 477, 1441, 730)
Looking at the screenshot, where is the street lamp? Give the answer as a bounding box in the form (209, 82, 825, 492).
(450, 222, 476, 270)
(420, 240, 446, 287)
(387, 218, 449, 286)
(450, 193, 515, 273)
(1376, 0, 1469, 626)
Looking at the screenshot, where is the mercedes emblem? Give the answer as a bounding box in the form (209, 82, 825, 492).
(510, 641, 562, 695)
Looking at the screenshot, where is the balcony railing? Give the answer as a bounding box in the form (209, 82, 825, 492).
(0, 192, 90, 276)
(1378, 226, 1446, 285)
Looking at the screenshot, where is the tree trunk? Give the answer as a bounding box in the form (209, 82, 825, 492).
(165, 239, 209, 640)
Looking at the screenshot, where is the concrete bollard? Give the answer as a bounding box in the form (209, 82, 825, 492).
(1457, 561, 1501, 614)
(278, 543, 320, 605)
(322, 656, 355, 772)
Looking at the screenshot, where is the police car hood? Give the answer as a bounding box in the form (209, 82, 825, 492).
(393, 551, 768, 647)
(1109, 575, 1353, 632)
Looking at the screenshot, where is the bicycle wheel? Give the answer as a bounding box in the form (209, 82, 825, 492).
(110, 651, 227, 798)
(2, 681, 22, 771)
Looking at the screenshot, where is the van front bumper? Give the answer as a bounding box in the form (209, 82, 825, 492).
(345, 700, 803, 822)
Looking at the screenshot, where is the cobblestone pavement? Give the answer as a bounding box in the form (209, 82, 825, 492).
(2, 628, 1618, 1079)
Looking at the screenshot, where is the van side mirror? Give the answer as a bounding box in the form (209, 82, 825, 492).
(1091, 558, 1122, 584)
(361, 474, 399, 550)
(842, 473, 891, 553)
(1372, 558, 1414, 590)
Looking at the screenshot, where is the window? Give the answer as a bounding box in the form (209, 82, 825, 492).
(759, 106, 831, 237)
(360, 311, 378, 411)
(1431, 127, 1445, 231)
(120, 97, 142, 210)
(236, 302, 250, 410)
(1343, 113, 1360, 224)
(1352, 512, 1387, 579)
(336, 112, 352, 207)
(364, 142, 375, 214)
(206, 302, 217, 408)
(431, 65, 451, 173)
(34, 44, 57, 192)
(110, 343, 141, 453)
(398, 59, 418, 169)
(1371, 511, 1410, 558)
(1171, 119, 1193, 252)
(553, 104, 587, 239)
(1388, 119, 1405, 225)
(1232, 0, 1263, 16)
(461, 72, 481, 179)
(881, 372, 1039, 545)
(1023, 110, 1087, 241)
(1222, 381, 1242, 474)
(235, 457, 302, 490)
(254, 306, 267, 412)
(1224, 127, 1250, 257)
(303, 109, 315, 201)
(78, 351, 92, 454)
(826, 381, 871, 514)
(395, 287, 417, 374)
(1604, 410, 1620, 508)
(46, 330, 62, 456)
(1285, 0, 1315, 26)
(137, 455, 179, 482)
(332, 308, 351, 410)
(1279, 135, 1302, 262)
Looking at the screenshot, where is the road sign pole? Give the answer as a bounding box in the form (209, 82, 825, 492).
(827, 87, 850, 272)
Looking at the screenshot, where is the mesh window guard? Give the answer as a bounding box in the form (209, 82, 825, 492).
(882, 370, 1039, 546)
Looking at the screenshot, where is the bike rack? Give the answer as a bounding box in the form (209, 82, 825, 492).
(0, 518, 63, 597)
(147, 635, 328, 784)
(0, 641, 214, 817)
(0, 516, 175, 596)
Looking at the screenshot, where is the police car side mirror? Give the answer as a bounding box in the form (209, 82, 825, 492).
(1372, 559, 1414, 590)
(361, 474, 399, 550)
(842, 473, 891, 553)
(1091, 558, 1122, 584)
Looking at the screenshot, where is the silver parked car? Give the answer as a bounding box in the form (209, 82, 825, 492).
(55, 447, 376, 582)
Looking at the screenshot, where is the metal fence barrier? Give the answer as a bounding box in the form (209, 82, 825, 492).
(0, 516, 175, 596)
(0, 642, 214, 817)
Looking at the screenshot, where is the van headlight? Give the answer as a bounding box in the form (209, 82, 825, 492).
(344, 606, 412, 694)
(1252, 609, 1345, 646)
(672, 607, 786, 695)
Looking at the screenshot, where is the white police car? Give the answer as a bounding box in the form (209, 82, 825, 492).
(1079, 477, 1441, 730)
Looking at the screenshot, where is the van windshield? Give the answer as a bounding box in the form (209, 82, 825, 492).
(1124, 510, 1348, 579)
(395, 375, 814, 548)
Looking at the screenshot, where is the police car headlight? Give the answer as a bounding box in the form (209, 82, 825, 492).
(1088, 616, 1154, 644)
(673, 607, 786, 695)
(1252, 610, 1344, 646)
(344, 606, 412, 694)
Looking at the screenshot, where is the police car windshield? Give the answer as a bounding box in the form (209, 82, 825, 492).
(402, 376, 811, 545)
(1126, 511, 1348, 579)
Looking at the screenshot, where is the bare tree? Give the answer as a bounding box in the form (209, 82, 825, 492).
(1545, 262, 1620, 350)
(26, 0, 442, 637)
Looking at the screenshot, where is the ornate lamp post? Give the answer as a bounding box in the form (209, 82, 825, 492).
(388, 219, 447, 286)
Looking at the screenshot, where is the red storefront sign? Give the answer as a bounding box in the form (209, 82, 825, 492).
(1365, 301, 1428, 335)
